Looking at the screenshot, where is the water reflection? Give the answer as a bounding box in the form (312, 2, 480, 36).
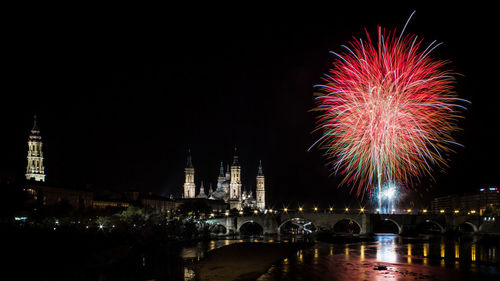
(258, 234, 499, 281)
(360, 244, 365, 261)
(408, 244, 412, 264)
(376, 234, 397, 263)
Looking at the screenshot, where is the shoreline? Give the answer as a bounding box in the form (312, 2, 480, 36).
(196, 242, 311, 281)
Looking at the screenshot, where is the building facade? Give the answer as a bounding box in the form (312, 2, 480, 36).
(431, 187, 500, 215)
(183, 150, 196, 198)
(182, 149, 266, 211)
(25, 115, 45, 182)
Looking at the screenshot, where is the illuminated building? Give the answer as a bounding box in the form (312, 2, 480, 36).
(182, 148, 266, 211)
(256, 161, 265, 211)
(25, 114, 45, 182)
(431, 187, 500, 215)
(183, 149, 196, 198)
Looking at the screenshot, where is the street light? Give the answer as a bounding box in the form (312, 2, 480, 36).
(283, 208, 288, 213)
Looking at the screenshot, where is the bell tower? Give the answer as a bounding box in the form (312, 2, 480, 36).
(25, 114, 45, 182)
(183, 149, 196, 198)
(256, 160, 265, 211)
(229, 148, 242, 210)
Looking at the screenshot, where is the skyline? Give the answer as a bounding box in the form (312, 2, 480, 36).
(1, 6, 499, 208)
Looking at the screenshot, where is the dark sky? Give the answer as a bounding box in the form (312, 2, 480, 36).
(2, 4, 499, 209)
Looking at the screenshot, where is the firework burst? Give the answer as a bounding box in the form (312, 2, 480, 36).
(312, 13, 468, 201)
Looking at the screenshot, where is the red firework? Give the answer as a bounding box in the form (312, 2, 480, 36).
(313, 16, 467, 197)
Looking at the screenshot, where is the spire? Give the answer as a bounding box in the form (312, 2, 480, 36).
(186, 149, 193, 168)
(197, 180, 207, 198)
(232, 147, 240, 166)
(219, 161, 224, 177)
(258, 160, 263, 176)
(30, 114, 41, 138)
(32, 114, 38, 131)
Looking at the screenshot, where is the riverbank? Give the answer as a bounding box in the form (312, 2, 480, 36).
(196, 242, 310, 281)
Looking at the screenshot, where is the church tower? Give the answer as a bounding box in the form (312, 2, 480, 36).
(229, 148, 242, 210)
(196, 181, 207, 198)
(183, 149, 196, 198)
(217, 161, 225, 190)
(256, 160, 265, 211)
(26, 114, 45, 182)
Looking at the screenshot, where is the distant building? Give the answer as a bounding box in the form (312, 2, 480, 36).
(92, 200, 129, 209)
(431, 187, 500, 215)
(24, 184, 93, 209)
(175, 198, 228, 213)
(139, 192, 176, 213)
(25, 115, 45, 182)
(181, 148, 266, 211)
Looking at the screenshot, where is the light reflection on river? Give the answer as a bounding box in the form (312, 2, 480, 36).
(181, 235, 500, 281)
(256, 234, 499, 281)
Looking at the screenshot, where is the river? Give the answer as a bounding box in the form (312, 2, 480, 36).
(90, 234, 499, 280)
(178, 234, 499, 281)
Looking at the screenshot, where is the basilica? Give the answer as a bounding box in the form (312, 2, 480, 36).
(182, 150, 266, 211)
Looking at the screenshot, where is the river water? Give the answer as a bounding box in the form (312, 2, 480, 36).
(179, 235, 499, 281)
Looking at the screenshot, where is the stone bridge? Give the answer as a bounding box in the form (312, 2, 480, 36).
(203, 212, 498, 235)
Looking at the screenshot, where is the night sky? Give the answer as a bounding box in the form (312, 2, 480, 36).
(2, 5, 498, 209)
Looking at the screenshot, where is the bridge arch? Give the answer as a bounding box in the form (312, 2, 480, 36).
(333, 218, 362, 234)
(239, 220, 264, 235)
(457, 222, 478, 233)
(209, 223, 227, 235)
(417, 220, 445, 234)
(374, 218, 402, 234)
(278, 217, 317, 235)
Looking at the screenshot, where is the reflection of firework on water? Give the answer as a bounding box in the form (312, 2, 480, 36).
(312, 12, 468, 201)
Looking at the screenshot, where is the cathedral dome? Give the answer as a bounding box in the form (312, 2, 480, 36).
(221, 180, 230, 189)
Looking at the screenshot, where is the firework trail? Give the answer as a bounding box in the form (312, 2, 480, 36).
(312, 12, 468, 204)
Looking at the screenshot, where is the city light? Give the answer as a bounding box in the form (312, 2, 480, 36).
(299, 207, 303, 212)
(345, 208, 349, 212)
(314, 207, 318, 212)
(454, 210, 459, 214)
(470, 210, 476, 214)
(440, 209, 445, 214)
(407, 209, 412, 213)
(360, 208, 365, 213)
(253, 210, 258, 214)
(423, 209, 428, 213)
(283, 208, 288, 213)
